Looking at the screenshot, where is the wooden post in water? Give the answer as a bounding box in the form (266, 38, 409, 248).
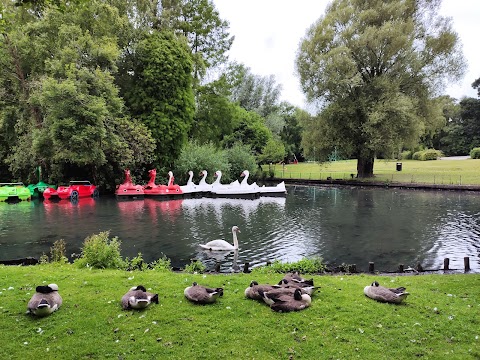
(398, 264, 404, 273)
(215, 262, 221, 273)
(368, 262, 374, 273)
(464, 257, 470, 272)
(443, 258, 450, 271)
(266, 261, 271, 267)
(415, 263, 424, 272)
(348, 264, 357, 273)
(243, 262, 250, 273)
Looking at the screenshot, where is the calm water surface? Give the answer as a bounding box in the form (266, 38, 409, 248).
(1, 185, 479, 272)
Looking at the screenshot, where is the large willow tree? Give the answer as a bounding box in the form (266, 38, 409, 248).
(296, 0, 465, 177)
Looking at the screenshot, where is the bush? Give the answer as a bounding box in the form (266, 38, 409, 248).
(50, 239, 68, 263)
(225, 143, 258, 183)
(470, 147, 480, 159)
(412, 149, 443, 161)
(184, 260, 206, 274)
(126, 252, 146, 271)
(174, 141, 230, 184)
(400, 150, 412, 160)
(150, 255, 172, 272)
(75, 231, 126, 269)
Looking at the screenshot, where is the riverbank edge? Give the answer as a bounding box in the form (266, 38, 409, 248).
(280, 178, 480, 191)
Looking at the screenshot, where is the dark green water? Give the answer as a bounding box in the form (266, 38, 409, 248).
(0, 185, 479, 272)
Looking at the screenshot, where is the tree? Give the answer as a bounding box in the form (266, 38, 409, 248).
(123, 31, 195, 169)
(160, 0, 233, 81)
(189, 79, 240, 145)
(0, 1, 155, 186)
(296, 0, 465, 177)
(226, 62, 282, 118)
(221, 107, 272, 155)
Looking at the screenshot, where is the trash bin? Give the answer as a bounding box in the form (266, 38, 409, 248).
(396, 162, 402, 171)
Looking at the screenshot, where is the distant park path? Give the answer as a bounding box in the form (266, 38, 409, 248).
(439, 156, 470, 160)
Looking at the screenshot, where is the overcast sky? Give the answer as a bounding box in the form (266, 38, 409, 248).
(213, 0, 480, 109)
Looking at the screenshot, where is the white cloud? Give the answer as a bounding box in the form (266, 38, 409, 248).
(213, 0, 480, 108)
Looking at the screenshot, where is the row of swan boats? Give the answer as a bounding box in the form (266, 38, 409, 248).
(115, 169, 287, 200)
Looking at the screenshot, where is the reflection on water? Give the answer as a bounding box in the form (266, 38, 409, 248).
(0, 187, 479, 272)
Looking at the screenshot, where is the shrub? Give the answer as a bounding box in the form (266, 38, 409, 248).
(401, 150, 412, 160)
(412, 149, 443, 161)
(150, 255, 172, 272)
(75, 231, 126, 269)
(50, 239, 68, 263)
(225, 143, 258, 182)
(184, 260, 206, 274)
(126, 252, 146, 271)
(174, 141, 230, 184)
(470, 147, 480, 159)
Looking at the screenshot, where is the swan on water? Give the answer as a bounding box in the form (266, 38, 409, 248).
(199, 226, 240, 251)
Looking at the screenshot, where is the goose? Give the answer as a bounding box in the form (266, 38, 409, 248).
(244, 280, 282, 301)
(282, 271, 315, 286)
(121, 285, 159, 310)
(199, 226, 240, 251)
(184, 282, 223, 304)
(259, 288, 312, 313)
(278, 279, 319, 296)
(27, 284, 63, 317)
(363, 281, 409, 304)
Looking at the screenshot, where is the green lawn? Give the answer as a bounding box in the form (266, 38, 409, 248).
(1, 265, 479, 359)
(267, 158, 480, 185)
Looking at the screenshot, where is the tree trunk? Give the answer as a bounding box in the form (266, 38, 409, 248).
(357, 157, 374, 178)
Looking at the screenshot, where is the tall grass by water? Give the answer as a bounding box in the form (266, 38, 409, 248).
(268, 158, 480, 185)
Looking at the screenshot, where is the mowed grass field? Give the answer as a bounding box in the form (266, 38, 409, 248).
(1, 265, 479, 360)
(268, 158, 480, 185)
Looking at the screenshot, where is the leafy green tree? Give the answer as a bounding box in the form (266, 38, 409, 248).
(226, 62, 282, 118)
(189, 79, 240, 145)
(222, 107, 272, 155)
(296, 0, 465, 177)
(160, 0, 233, 81)
(123, 31, 195, 169)
(0, 1, 155, 186)
(257, 138, 286, 165)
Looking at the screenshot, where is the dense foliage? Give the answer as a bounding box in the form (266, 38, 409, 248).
(296, 0, 465, 177)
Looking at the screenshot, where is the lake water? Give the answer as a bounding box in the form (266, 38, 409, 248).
(1, 185, 479, 272)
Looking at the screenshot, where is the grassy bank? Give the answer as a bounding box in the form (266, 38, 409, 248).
(267, 159, 480, 185)
(1, 264, 479, 359)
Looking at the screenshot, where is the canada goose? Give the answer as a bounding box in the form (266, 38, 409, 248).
(278, 279, 319, 296)
(244, 280, 282, 301)
(27, 284, 62, 317)
(282, 272, 315, 286)
(199, 226, 240, 251)
(259, 288, 312, 312)
(121, 285, 159, 310)
(364, 281, 409, 304)
(184, 282, 223, 304)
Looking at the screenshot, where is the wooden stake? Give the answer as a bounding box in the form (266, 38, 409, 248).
(464, 257, 470, 272)
(215, 262, 220, 272)
(398, 264, 404, 273)
(243, 262, 250, 273)
(368, 262, 374, 273)
(443, 258, 450, 270)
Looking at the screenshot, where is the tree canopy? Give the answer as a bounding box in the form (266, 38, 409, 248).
(296, 0, 466, 177)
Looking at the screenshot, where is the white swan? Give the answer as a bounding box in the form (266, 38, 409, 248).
(199, 226, 240, 251)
